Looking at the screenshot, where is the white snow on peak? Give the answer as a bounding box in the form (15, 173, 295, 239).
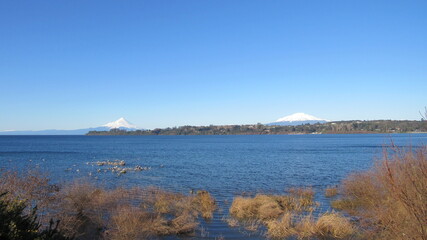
(275, 113, 329, 122)
(102, 117, 138, 129)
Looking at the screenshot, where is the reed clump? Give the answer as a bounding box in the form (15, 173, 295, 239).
(265, 212, 354, 239)
(140, 188, 216, 219)
(332, 146, 427, 240)
(229, 188, 356, 239)
(194, 190, 216, 219)
(229, 187, 315, 222)
(315, 212, 355, 239)
(294, 214, 317, 239)
(288, 187, 315, 208)
(265, 213, 295, 239)
(324, 187, 338, 198)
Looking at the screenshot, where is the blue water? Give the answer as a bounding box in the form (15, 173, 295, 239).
(0, 134, 426, 239)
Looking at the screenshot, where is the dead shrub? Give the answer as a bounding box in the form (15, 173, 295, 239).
(108, 206, 198, 239)
(0, 170, 58, 216)
(109, 206, 151, 240)
(332, 146, 427, 240)
(53, 184, 209, 239)
(0, 171, 215, 240)
(54, 181, 131, 239)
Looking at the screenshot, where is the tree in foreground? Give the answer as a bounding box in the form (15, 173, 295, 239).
(0, 192, 70, 240)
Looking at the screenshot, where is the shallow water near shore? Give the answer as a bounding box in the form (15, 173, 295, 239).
(1, 134, 426, 239)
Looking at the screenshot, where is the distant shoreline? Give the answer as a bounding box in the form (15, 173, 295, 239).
(86, 120, 427, 136)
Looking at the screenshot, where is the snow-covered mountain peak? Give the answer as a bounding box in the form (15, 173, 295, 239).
(275, 113, 329, 122)
(102, 117, 138, 129)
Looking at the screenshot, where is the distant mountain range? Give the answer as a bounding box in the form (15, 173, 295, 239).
(0, 118, 139, 135)
(267, 113, 329, 126)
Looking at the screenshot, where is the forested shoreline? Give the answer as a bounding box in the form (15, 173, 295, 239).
(87, 120, 427, 136)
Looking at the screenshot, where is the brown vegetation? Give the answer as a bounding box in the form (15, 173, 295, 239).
(4, 145, 425, 239)
(229, 188, 315, 222)
(332, 146, 427, 240)
(324, 187, 338, 198)
(315, 212, 355, 239)
(0, 169, 58, 220)
(228, 188, 356, 239)
(57, 184, 215, 239)
(0, 171, 216, 240)
(265, 212, 354, 239)
(265, 213, 295, 239)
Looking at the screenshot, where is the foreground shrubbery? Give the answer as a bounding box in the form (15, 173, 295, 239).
(226, 146, 427, 239)
(2, 145, 426, 239)
(0, 172, 216, 240)
(332, 146, 427, 240)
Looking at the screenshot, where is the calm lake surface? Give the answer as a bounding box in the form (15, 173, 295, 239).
(1, 134, 426, 239)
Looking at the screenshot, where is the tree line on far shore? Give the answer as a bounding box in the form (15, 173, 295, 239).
(86, 120, 427, 136)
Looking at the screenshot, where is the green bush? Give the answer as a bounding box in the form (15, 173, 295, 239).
(0, 192, 70, 240)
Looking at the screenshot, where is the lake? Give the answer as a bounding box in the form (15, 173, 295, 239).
(0, 134, 426, 239)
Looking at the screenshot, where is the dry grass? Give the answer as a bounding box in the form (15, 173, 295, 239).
(224, 216, 239, 227)
(294, 214, 316, 239)
(288, 187, 315, 207)
(265, 212, 354, 240)
(315, 212, 355, 239)
(108, 205, 198, 239)
(229, 188, 316, 223)
(243, 219, 262, 232)
(141, 187, 216, 219)
(194, 190, 216, 219)
(229, 188, 357, 239)
(0, 171, 216, 240)
(266, 213, 295, 239)
(332, 146, 427, 240)
(324, 187, 338, 198)
(230, 195, 282, 221)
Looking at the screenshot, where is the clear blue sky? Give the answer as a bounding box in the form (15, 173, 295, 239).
(1, 0, 426, 130)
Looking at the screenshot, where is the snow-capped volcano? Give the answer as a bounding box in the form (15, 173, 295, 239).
(0, 117, 140, 135)
(275, 113, 329, 122)
(268, 113, 329, 126)
(103, 117, 138, 129)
